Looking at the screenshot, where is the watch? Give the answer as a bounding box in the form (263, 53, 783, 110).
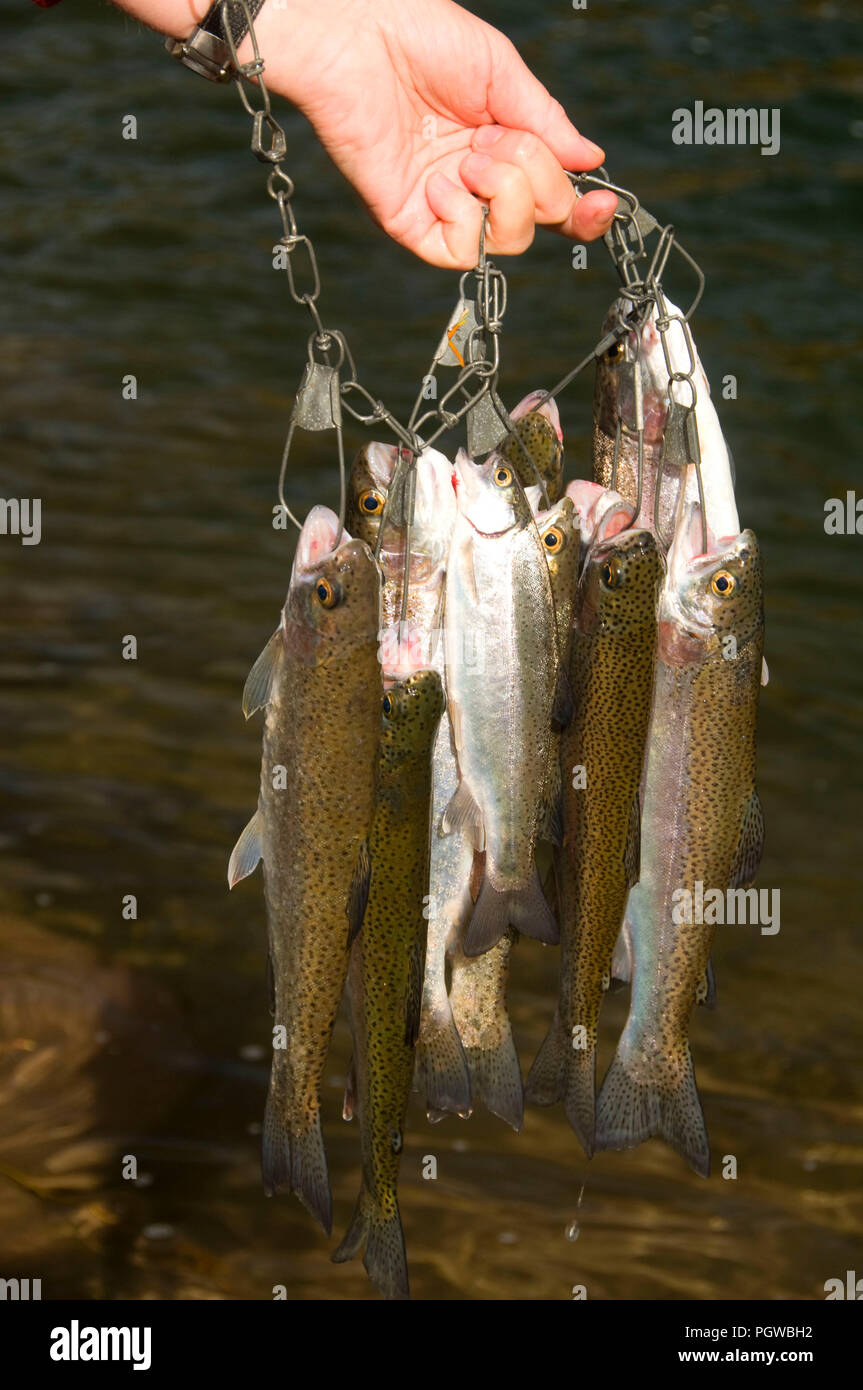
(166, 0, 269, 83)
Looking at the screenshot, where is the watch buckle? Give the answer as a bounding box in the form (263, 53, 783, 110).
(165, 32, 235, 83)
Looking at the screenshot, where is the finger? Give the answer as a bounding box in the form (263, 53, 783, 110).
(471, 125, 580, 226)
(559, 187, 619, 242)
(484, 30, 605, 173)
(421, 170, 485, 269)
(458, 153, 536, 256)
(470, 127, 617, 242)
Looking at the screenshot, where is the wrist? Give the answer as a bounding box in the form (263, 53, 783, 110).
(234, 0, 376, 110)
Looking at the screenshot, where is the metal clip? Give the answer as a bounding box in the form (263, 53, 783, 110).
(251, 110, 287, 164)
(660, 400, 692, 472)
(434, 291, 481, 370)
(466, 389, 509, 457)
(292, 359, 342, 431)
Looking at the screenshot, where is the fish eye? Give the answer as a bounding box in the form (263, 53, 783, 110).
(600, 557, 623, 589)
(359, 488, 384, 515)
(493, 465, 513, 487)
(606, 339, 626, 362)
(543, 525, 564, 554)
(315, 577, 337, 607)
(711, 569, 736, 598)
(382, 692, 395, 717)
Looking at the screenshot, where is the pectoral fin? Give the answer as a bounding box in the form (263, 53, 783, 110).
(442, 781, 485, 850)
(729, 789, 764, 889)
(343, 1056, 357, 1121)
(227, 810, 262, 888)
(242, 630, 283, 719)
(346, 838, 371, 945)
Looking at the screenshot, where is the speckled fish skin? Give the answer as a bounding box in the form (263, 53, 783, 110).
(499, 391, 565, 503)
(444, 448, 562, 957)
(593, 297, 739, 544)
(595, 505, 764, 1177)
(447, 927, 522, 1130)
(333, 669, 444, 1301)
(228, 507, 382, 1235)
(415, 716, 474, 1118)
(526, 516, 662, 1156)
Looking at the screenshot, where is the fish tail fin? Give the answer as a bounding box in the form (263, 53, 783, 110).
(563, 1045, 598, 1158)
(594, 1042, 709, 1178)
(611, 922, 633, 985)
(464, 866, 558, 956)
(414, 1009, 473, 1118)
(465, 1031, 523, 1132)
(262, 1079, 332, 1233)
(332, 1184, 409, 1300)
(524, 1011, 567, 1106)
(525, 1013, 596, 1155)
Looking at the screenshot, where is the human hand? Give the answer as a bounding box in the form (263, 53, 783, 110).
(248, 0, 618, 267)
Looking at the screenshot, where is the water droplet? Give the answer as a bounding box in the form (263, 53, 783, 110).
(691, 35, 711, 54)
(143, 1223, 174, 1240)
(851, 120, 863, 140)
(239, 1044, 265, 1062)
(134, 1173, 154, 1189)
(328, 1074, 346, 1088)
(497, 1231, 518, 1245)
(802, 1158, 817, 1172)
(452, 1139, 469, 1152)
(247, 1121, 262, 1136)
(565, 1220, 580, 1242)
(35, 892, 54, 908)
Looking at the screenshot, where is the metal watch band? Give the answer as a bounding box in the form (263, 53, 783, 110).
(166, 0, 268, 83)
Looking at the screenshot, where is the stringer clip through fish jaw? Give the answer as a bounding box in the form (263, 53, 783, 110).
(277, 329, 348, 534)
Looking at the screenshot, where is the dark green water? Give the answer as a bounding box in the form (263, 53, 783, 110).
(1, 0, 861, 1299)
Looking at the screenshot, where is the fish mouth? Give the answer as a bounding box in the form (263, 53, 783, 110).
(591, 527, 654, 565)
(464, 516, 514, 540)
(510, 389, 563, 442)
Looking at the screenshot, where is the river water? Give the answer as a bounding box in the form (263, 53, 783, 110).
(1, 0, 861, 1299)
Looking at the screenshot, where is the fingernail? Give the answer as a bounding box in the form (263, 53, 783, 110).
(474, 124, 505, 149)
(594, 208, 615, 233)
(583, 139, 604, 161)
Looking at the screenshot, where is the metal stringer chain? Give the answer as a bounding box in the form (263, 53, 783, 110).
(216, 2, 710, 546)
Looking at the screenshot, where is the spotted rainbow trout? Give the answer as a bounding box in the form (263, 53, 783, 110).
(444, 448, 568, 956)
(499, 390, 565, 505)
(333, 669, 444, 1300)
(526, 492, 662, 1155)
(447, 494, 579, 1129)
(228, 506, 382, 1233)
(595, 503, 764, 1176)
